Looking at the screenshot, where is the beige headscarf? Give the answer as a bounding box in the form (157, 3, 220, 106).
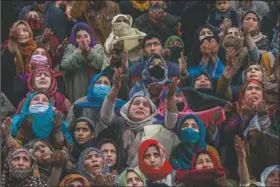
(104, 14, 146, 53)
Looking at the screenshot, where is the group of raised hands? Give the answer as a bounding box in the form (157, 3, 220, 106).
(200, 38, 219, 58)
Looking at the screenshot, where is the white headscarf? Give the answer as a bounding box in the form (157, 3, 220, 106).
(260, 165, 280, 185)
(104, 14, 146, 53)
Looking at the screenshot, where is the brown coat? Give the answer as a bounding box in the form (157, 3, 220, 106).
(71, 1, 120, 45)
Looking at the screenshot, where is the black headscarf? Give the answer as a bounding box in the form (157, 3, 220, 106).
(187, 24, 226, 67)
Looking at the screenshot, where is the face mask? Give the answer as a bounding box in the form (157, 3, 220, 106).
(179, 128, 200, 144)
(176, 102, 185, 112)
(27, 18, 42, 30)
(148, 66, 165, 79)
(112, 22, 131, 36)
(169, 46, 183, 61)
(92, 85, 111, 97)
(29, 104, 49, 114)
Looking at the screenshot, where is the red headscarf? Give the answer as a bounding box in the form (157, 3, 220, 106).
(138, 139, 173, 182)
(176, 149, 228, 184)
(237, 79, 266, 113)
(16, 68, 67, 115)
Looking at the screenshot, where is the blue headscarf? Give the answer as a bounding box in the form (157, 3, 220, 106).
(171, 114, 207, 170)
(74, 73, 126, 110)
(77, 147, 109, 184)
(191, 71, 213, 89)
(10, 92, 73, 144)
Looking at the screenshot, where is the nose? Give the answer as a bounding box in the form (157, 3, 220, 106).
(78, 129, 83, 136)
(18, 158, 24, 166)
(202, 161, 208, 168)
(107, 151, 112, 157)
(19, 30, 24, 36)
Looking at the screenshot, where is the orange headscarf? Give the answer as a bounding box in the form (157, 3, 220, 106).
(8, 21, 36, 75)
(59, 174, 91, 187)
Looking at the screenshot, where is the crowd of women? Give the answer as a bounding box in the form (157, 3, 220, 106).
(0, 0, 279, 186)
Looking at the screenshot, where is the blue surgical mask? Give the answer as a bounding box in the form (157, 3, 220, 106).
(92, 85, 111, 97)
(29, 104, 49, 114)
(179, 128, 200, 144)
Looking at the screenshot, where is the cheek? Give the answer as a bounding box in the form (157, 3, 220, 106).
(98, 158, 104, 165)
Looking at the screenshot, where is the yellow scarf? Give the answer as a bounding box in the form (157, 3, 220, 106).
(130, 0, 150, 12)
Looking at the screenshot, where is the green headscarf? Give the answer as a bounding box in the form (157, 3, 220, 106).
(118, 168, 146, 186)
(164, 35, 184, 52)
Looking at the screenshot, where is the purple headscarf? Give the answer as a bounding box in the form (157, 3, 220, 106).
(69, 22, 96, 48)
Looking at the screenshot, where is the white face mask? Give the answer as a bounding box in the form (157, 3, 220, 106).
(112, 22, 132, 36)
(29, 104, 49, 114)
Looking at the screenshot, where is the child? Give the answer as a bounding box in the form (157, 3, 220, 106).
(207, 0, 238, 33)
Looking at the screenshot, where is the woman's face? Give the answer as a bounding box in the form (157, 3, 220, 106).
(244, 82, 263, 105)
(66, 180, 84, 187)
(243, 13, 259, 31)
(83, 151, 104, 175)
(34, 71, 52, 91)
(115, 16, 130, 25)
(128, 97, 151, 122)
(33, 141, 52, 164)
(199, 28, 214, 41)
(174, 92, 184, 103)
(99, 143, 117, 168)
(27, 11, 40, 20)
(195, 153, 214, 170)
(144, 145, 162, 169)
(76, 30, 91, 46)
(16, 23, 30, 43)
(126, 171, 144, 187)
(33, 47, 47, 57)
(94, 76, 111, 86)
(11, 151, 31, 169)
(227, 27, 241, 38)
(74, 121, 94, 145)
(246, 65, 263, 81)
(181, 118, 199, 132)
(194, 74, 211, 89)
(266, 170, 280, 187)
(29, 93, 49, 106)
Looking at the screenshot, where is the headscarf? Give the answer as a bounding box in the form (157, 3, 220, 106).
(138, 139, 173, 182)
(142, 54, 169, 86)
(171, 114, 207, 170)
(77, 147, 109, 183)
(120, 95, 157, 150)
(7, 21, 37, 76)
(74, 72, 126, 110)
(25, 46, 52, 73)
(59, 174, 91, 187)
(98, 138, 126, 174)
(69, 117, 96, 145)
(15, 68, 67, 115)
(237, 79, 266, 111)
(118, 167, 146, 186)
(129, 0, 150, 12)
(175, 149, 228, 184)
(260, 165, 280, 185)
(69, 22, 97, 48)
(187, 24, 226, 67)
(104, 14, 146, 53)
(10, 92, 73, 143)
(164, 35, 185, 52)
(1, 148, 47, 187)
(241, 10, 269, 51)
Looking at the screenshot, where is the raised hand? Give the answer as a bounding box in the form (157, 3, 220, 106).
(52, 149, 68, 168)
(243, 21, 254, 36)
(235, 135, 246, 160)
(200, 40, 211, 57)
(148, 82, 164, 97)
(113, 68, 122, 89)
(179, 52, 187, 74)
(226, 47, 236, 67)
(57, 38, 69, 56)
(254, 100, 267, 113)
(210, 38, 219, 57)
(42, 28, 53, 42)
(1, 117, 12, 139)
(121, 51, 129, 73)
(167, 78, 179, 98)
(54, 111, 63, 128)
(104, 174, 116, 186)
(92, 174, 106, 186)
(9, 27, 20, 39)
